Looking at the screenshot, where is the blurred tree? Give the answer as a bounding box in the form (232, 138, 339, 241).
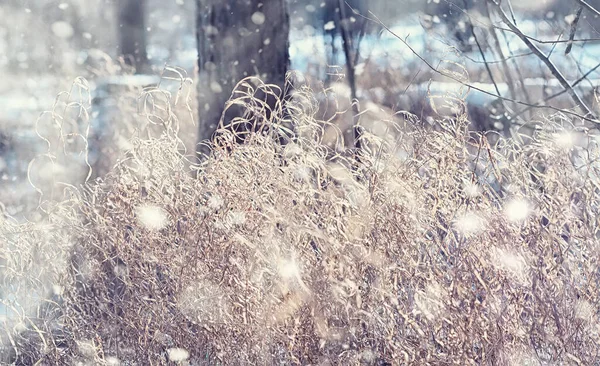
(322, 0, 367, 75)
(323, 0, 367, 36)
(117, 0, 148, 73)
(329, 0, 368, 149)
(196, 0, 290, 151)
(423, 0, 483, 53)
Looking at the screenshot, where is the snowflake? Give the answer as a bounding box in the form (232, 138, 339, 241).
(136, 204, 169, 231)
(504, 198, 530, 223)
(167, 348, 190, 362)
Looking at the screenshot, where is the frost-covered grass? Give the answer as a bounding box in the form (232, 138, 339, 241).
(1, 76, 600, 365)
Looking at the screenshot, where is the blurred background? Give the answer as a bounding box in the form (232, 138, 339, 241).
(0, 0, 599, 220)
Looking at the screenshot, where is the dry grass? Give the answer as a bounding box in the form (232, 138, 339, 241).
(1, 75, 599, 365)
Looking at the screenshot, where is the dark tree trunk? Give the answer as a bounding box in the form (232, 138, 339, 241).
(118, 0, 148, 73)
(195, 0, 290, 152)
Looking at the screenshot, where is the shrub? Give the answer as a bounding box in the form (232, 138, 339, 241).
(1, 76, 599, 365)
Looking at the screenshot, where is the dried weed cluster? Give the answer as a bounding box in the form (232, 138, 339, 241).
(1, 76, 599, 365)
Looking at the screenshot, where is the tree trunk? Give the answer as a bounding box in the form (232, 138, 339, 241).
(118, 0, 148, 73)
(195, 0, 290, 152)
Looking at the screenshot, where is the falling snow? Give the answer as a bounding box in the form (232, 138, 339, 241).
(324, 21, 335, 31)
(454, 211, 486, 236)
(210, 80, 223, 93)
(167, 348, 190, 362)
(51, 21, 74, 39)
(136, 204, 169, 231)
(552, 131, 576, 149)
(2, 0, 600, 363)
(226, 210, 247, 227)
(251, 11, 266, 26)
(504, 199, 530, 223)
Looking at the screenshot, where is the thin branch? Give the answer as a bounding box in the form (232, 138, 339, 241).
(566, 7, 583, 55)
(573, 56, 597, 91)
(489, 0, 598, 121)
(463, 0, 502, 98)
(499, 24, 533, 105)
(359, 10, 600, 124)
(464, 6, 516, 132)
(339, 0, 362, 151)
(485, 1, 534, 106)
(547, 31, 564, 58)
(443, 0, 600, 44)
(511, 62, 600, 119)
(482, 1, 517, 102)
(403, 69, 422, 96)
(505, 0, 518, 25)
(491, 26, 600, 43)
(463, 51, 533, 65)
(575, 0, 600, 17)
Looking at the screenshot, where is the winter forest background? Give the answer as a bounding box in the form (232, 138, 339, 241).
(1, 0, 600, 364)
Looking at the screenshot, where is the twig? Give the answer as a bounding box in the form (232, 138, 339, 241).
(565, 7, 583, 55)
(463, 0, 515, 131)
(505, 0, 518, 25)
(511, 62, 600, 119)
(463, 51, 533, 65)
(463, 0, 502, 98)
(492, 27, 600, 44)
(482, 2, 518, 102)
(547, 31, 564, 58)
(403, 69, 422, 95)
(498, 23, 533, 105)
(443, 0, 600, 44)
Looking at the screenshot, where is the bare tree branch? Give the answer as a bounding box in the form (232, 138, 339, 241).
(462, 1, 518, 132)
(443, 0, 600, 44)
(482, 2, 518, 102)
(357, 10, 600, 124)
(338, 0, 362, 151)
(575, 0, 600, 17)
(565, 7, 583, 55)
(488, 0, 598, 121)
(464, 7, 502, 98)
(492, 29, 600, 44)
(487, 1, 534, 106)
(505, 0, 518, 25)
(511, 62, 600, 119)
(547, 31, 564, 58)
(463, 51, 533, 65)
